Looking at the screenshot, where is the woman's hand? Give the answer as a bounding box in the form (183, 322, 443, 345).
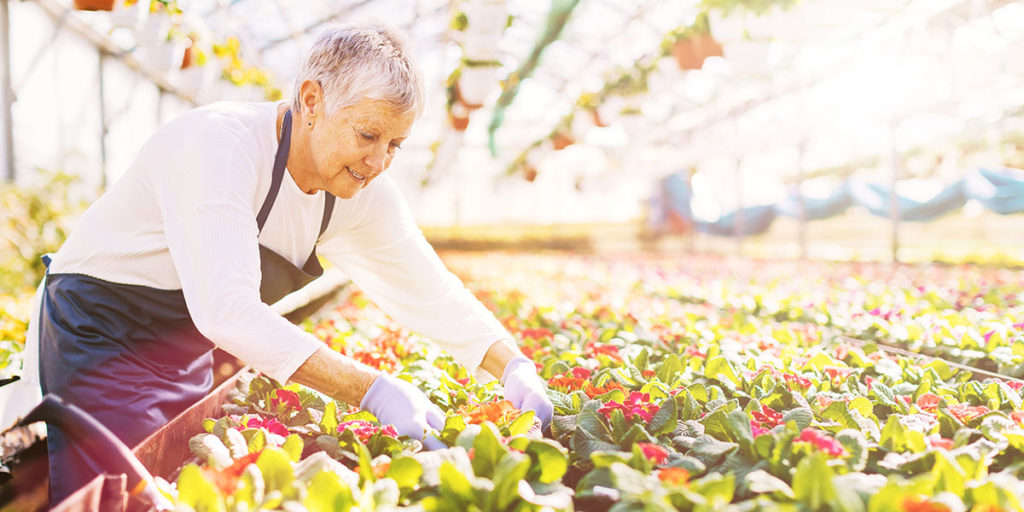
(360, 374, 446, 450)
(502, 357, 554, 430)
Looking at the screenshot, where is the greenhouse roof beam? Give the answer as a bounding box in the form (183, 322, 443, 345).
(257, 0, 377, 52)
(30, 0, 199, 106)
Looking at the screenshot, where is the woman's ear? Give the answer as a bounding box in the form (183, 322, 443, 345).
(299, 80, 322, 120)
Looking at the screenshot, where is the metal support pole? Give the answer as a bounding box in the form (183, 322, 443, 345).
(0, 0, 14, 182)
(98, 50, 108, 190)
(889, 124, 902, 264)
(797, 140, 807, 260)
(734, 156, 744, 256)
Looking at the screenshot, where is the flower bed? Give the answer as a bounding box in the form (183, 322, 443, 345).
(110, 254, 1024, 510)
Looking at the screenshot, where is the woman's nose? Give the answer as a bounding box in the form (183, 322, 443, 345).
(364, 144, 388, 173)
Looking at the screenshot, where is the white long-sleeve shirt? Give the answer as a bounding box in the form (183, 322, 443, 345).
(27, 101, 511, 385)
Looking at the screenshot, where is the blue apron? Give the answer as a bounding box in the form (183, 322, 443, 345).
(38, 109, 335, 504)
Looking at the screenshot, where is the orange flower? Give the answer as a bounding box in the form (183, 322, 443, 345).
(657, 467, 690, 486)
(461, 400, 520, 425)
(901, 496, 952, 512)
(583, 380, 625, 398)
(915, 393, 942, 413)
(201, 451, 261, 495)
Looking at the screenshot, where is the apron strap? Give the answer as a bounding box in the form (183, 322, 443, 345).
(257, 109, 291, 234)
(318, 193, 335, 241)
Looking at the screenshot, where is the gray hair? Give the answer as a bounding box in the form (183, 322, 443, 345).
(291, 22, 425, 118)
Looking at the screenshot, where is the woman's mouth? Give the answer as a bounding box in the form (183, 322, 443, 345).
(347, 167, 366, 181)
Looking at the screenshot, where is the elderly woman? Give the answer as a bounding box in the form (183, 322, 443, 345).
(29, 22, 552, 503)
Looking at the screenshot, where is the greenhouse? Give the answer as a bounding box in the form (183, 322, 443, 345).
(1, 0, 1024, 510)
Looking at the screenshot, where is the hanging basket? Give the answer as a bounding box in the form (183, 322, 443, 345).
(552, 132, 574, 151)
(448, 102, 471, 131)
(671, 34, 723, 71)
(457, 65, 498, 109)
(73, 0, 116, 11)
(109, 0, 148, 29)
(521, 164, 538, 182)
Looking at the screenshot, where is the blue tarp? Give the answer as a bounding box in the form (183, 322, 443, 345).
(651, 167, 1024, 237)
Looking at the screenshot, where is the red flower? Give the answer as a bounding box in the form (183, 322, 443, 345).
(751, 405, 784, 429)
(642, 369, 656, 379)
(271, 389, 302, 412)
(915, 393, 942, 413)
(795, 428, 846, 457)
(598, 392, 660, 422)
(521, 328, 553, 340)
(245, 416, 289, 437)
(816, 395, 837, 409)
(637, 443, 669, 465)
(683, 344, 706, 359)
(548, 371, 587, 392)
(572, 367, 593, 380)
(1005, 380, 1024, 392)
(585, 343, 623, 362)
(947, 403, 989, 424)
(1011, 410, 1024, 428)
(338, 420, 399, 442)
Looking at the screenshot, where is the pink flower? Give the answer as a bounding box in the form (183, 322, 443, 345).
(927, 435, 954, 450)
(598, 392, 660, 422)
(571, 367, 593, 380)
(750, 421, 770, 438)
(1005, 380, 1024, 392)
(271, 389, 302, 412)
(822, 366, 852, 382)
(783, 373, 812, 389)
(337, 420, 399, 442)
(796, 428, 846, 457)
(637, 443, 669, 465)
(245, 416, 289, 437)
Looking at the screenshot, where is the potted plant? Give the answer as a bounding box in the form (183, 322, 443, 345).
(73, 0, 116, 11)
(662, 12, 722, 71)
(109, 0, 149, 29)
(576, 92, 610, 128)
(457, 59, 502, 109)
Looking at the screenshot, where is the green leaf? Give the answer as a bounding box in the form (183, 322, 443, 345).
(743, 469, 794, 498)
(386, 455, 423, 491)
(931, 450, 966, 496)
(189, 433, 233, 469)
(524, 439, 569, 484)
(471, 422, 507, 478)
(648, 396, 678, 436)
(282, 434, 304, 463)
(834, 429, 869, 471)
(879, 414, 929, 453)
(506, 409, 535, 436)
(489, 451, 530, 511)
(658, 354, 684, 384)
(546, 389, 575, 413)
(704, 356, 738, 386)
(792, 452, 837, 510)
(256, 447, 294, 495)
(245, 428, 266, 454)
(176, 464, 225, 512)
(783, 407, 813, 430)
(320, 400, 338, 435)
(304, 470, 355, 512)
(688, 435, 738, 467)
(439, 461, 475, 503)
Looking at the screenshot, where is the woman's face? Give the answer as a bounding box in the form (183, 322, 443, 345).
(305, 98, 416, 199)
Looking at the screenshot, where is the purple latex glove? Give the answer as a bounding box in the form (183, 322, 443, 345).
(502, 357, 554, 430)
(361, 374, 446, 450)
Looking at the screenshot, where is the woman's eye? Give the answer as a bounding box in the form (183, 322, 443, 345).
(390, 142, 402, 151)
(360, 132, 375, 141)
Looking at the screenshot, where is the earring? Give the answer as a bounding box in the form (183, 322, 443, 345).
(307, 122, 312, 126)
